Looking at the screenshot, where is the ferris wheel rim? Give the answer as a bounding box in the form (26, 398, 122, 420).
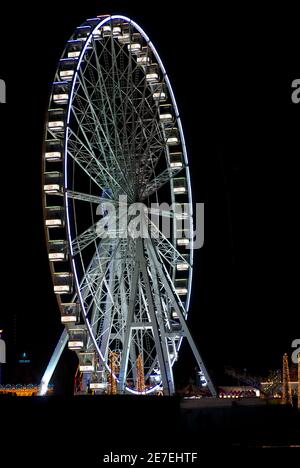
(43, 14, 196, 394)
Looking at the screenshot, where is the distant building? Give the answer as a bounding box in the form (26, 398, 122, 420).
(0, 384, 54, 396)
(260, 364, 299, 398)
(219, 386, 260, 398)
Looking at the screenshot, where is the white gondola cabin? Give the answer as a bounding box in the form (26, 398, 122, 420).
(45, 139, 63, 162)
(45, 206, 65, 228)
(68, 326, 87, 350)
(48, 240, 68, 262)
(60, 302, 80, 324)
(43, 172, 63, 195)
(165, 128, 179, 146)
(53, 272, 73, 294)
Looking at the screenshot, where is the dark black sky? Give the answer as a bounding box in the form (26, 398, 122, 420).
(0, 1, 299, 390)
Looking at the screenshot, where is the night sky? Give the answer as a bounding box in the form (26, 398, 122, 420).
(0, 1, 299, 392)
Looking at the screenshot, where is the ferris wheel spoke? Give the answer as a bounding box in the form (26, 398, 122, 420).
(76, 255, 109, 330)
(140, 166, 183, 199)
(94, 273, 123, 328)
(130, 116, 162, 179)
(148, 219, 191, 269)
(72, 214, 124, 256)
(100, 245, 134, 332)
(124, 83, 158, 181)
(88, 43, 123, 123)
(88, 39, 138, 181)
(135, 120, 165, 188)
(122, 52, 150, 181)
(66, 190, 108, 204)
(128, 85, 159, 173)
(68, 123, 112, 191)
(81, 247, 122, 355)
(110, 38, 138, 184)
(75, 72, 135, 199)
(82, 65, 128, 174)
(80, 242, 121, 314)
(79, 238, 131, 330)
(70, 101, 113, 177)
(68, 125, 130, 198)
(71, 223, 100, 256)
(147, 206, 190, 219)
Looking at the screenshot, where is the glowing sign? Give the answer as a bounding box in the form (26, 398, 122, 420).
(19, 352, 31, 364)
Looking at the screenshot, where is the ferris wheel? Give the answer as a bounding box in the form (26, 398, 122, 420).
(40, 14, 216, 396)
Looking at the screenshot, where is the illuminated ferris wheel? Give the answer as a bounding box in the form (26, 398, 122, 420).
(40, 14, 216, 396)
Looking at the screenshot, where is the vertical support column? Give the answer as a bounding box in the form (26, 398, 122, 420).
(118, 239, 140, 393)
(118, 237, 173, 394)
(145, 239, 175, 394)
(38, 329, 68, 395)
(146, 238, 217, 397)
(139, 239, 173, 395)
